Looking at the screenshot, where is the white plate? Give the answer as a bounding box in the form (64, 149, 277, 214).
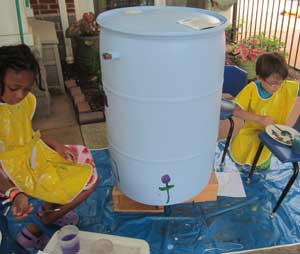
(265, 124, 299, 146)
(0, 230, 2, 245)
(44, 230, 150, 254)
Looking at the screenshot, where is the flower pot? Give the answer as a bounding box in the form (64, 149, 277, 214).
(74, 36, 99, 75)
(237, 60, 256, 80)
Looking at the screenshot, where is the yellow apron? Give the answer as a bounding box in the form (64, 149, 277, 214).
(0, 93, 92, 204)
(230, 80, 299, 166)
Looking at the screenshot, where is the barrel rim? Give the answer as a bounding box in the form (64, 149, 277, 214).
(96, 6, 228, 37)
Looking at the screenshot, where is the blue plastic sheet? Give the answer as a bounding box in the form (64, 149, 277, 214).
(2, 143, 300, 254)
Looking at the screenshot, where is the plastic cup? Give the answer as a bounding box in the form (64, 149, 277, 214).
(91, 239, 113, 254)
(292, 134, 300, 154)
(58, 225, 80, 254)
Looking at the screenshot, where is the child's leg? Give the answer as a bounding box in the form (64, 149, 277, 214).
(16, 173, 98, 249)
(40, 144, 98, 225)
(39, 178, 98, 226)
(17, 144, 98, 249)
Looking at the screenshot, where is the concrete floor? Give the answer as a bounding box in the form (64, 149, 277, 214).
(33, 93, 107, 149)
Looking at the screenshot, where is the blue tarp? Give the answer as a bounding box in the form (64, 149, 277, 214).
(2, 142, 300, 254)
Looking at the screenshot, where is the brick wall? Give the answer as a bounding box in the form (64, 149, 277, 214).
(30, 0, 75, 16)
(29, 0, 77, 63)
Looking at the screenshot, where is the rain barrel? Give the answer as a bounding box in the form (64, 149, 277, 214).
(97, 6, 227, 205)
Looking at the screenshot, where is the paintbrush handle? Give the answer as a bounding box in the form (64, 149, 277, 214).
(40, 208, 61, 214)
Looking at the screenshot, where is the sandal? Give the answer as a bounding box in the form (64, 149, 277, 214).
(16, 227, 50, 250)
(38, 207, 79, 227)
(53, 210, 79, 227)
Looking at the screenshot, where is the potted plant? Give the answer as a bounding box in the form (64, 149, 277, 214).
(231, 33, 285, 80)
(66, 12, 100, 77)
(66, 13, 104, 109)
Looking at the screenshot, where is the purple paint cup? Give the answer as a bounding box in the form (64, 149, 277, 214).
(58, 225, 80, 254)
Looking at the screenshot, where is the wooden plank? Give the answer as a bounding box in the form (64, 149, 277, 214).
(112, 171, 218, 212)
(112, 187, 164, 212)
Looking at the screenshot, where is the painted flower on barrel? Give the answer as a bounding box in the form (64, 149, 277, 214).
(159, 174, 175, 204)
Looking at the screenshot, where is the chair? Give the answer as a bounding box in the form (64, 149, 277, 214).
(222, 65, 249, 98)
(246, 124, 300, 218)
(219, 65, 248, 167)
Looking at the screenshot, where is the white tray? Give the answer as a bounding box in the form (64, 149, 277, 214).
(43, 230, 150, 254)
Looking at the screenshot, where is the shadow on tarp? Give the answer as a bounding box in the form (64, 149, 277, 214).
(3, 143, 300, 254)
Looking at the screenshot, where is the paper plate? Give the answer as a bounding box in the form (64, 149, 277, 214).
(265, 124, 299, 146)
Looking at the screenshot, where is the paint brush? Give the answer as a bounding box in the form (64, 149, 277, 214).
(39, 208, 61, 214)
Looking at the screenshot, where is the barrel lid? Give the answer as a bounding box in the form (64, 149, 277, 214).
(97, 6, 227, 37)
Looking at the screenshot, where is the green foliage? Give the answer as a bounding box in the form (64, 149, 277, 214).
(245, 33, 285, 52)
(232, 33, 286, 63)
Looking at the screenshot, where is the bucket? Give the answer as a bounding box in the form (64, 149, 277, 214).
(97, 6, 227, 205)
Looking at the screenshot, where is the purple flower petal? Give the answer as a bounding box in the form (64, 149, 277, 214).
(161, 174, 171, 184)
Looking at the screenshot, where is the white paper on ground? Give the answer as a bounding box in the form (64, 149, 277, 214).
(215, 172, 246, 198)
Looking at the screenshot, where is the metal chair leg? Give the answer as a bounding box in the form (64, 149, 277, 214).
(246, 142, 264, 183)
(270, 162, 299, 217)
(220, 117, 234, 167)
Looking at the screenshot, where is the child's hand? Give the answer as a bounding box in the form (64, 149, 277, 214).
(12, 193, 33, 220)
(259, 116, 274, 127)
(55, 143, 78, 162)
(41, 135, 77, 162)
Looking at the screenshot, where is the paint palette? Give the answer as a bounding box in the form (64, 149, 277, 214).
(44, 230, 150, 254)
(265, 124, 299, 146)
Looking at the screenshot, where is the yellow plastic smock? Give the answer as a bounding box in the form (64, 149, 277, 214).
(0, 93, 93, 204)
(230, 80, 299, 166)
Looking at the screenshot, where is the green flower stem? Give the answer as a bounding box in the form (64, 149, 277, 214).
(166, 183, 170, 203)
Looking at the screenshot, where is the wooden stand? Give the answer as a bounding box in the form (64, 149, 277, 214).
(112, 171, 218, 212)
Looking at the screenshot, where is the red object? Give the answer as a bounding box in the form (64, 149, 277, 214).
(102, 53, 112, 60)
(9, 189, 22, 202)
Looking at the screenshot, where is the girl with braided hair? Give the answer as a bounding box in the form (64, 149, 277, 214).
(0, 44, 98, 250)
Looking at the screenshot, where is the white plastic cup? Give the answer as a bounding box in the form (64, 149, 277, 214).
(58, 225, 80, 254)
(92, 239, 113, 254)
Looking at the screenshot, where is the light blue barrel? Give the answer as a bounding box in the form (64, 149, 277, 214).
(97, 6, 227, 205)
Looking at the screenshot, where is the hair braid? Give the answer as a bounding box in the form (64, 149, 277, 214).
(0, 44, 42, 95)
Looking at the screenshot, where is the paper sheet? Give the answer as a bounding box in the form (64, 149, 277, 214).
(215, 172, 246, 198)
(177, 17, 220, 30)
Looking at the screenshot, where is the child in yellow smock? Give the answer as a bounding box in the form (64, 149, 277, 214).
(229, 52, 300, 169)
(0, 45, 98, 249)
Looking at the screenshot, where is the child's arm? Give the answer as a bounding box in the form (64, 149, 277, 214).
(12, 193, 33, 220)
(286, 97, 300, 127)
(0, 173, 33, 220)
(231, 82, 274, 126)
(233, 105, 274, 127)
(41, 135, 77, 161)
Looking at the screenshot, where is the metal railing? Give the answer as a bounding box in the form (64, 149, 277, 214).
(106, 0, 154, 9)
(232, 0, 300, 70)
(94, 0, 154, 14)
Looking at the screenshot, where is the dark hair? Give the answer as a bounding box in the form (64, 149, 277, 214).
(255, 52, 288, 80)
(0, 44, 42, 95)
